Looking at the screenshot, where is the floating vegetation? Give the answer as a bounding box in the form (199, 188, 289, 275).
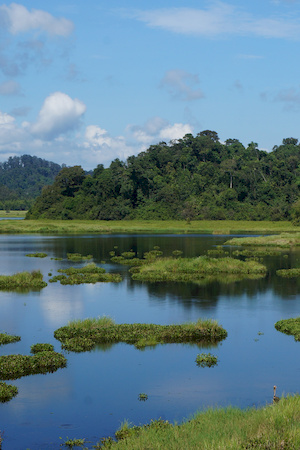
(111, 247, 164, 267)
(49, 263, 121, 285)
(0, 333, 21, 346)
(225, 233, 300, 248)
(67, 253, 93, 261)
(0, 382, 18, 403)
(54, 316, 227, 352)
(138, 393, 148, 401)
(232, 248, 282, 257)
(207, 246, 229, 257)
(0, 351, 66, 380)
(195, 353, 218, 367)
(26, 252, 47, 258)
(131, 256, 267, 283)
(0, 270, 47, 291)
(276, 268, 300, 278)
(51, 257, 63, 261)
(121, 251, 135, 259)
(275, 317, 300, 341)
(30, 343, 54, 354)
(60, 437, 86, 448)
(172, 250, 183, 257)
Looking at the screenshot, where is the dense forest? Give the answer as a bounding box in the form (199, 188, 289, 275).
(26, 131, 300, 221)
(0, 155, 62, 210)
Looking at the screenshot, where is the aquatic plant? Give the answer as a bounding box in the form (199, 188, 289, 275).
(275, 317, 300, 341)
(0, 270, 47, 290)
(225, 233, 300, 248)
(67, 253, 93, 261)
(131, 256, 267, 282)
(276, 268, 300, 278)
(233, 249, 282, 257)
(0, 333, 21, 346)
(172, 250, 183, 257)
(30, 343, 54, 354)
(54, 317, 227, 352)
(195, 353, 218, 367)
(26, 252, 47, 258)
(138, 393, 148, 401)
(60, 437, 86, 448)
(49, 264, 122, 285)
(0, 382, 18, 403)
(0, 351, 67, 380)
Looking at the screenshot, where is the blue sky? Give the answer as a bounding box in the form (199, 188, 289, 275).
(1, 1, 300, 169)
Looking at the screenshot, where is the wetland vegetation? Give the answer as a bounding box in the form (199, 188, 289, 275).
(275, 317, 300, 341)
(225, 233, 300, 248)
(0, 333, 20, 346)
(0, 270, 47, 290)
(0, 382, 18, 403)
(49, 263, 122, 285)
(195, 353, 218, 368)
(54, 316, 227, 352)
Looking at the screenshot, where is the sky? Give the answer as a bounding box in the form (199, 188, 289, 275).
(1, 1, 300, 170)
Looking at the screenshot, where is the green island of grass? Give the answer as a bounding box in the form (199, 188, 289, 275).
(225, 232, 300, 248)
(0, 333, 21, 346)
(275, 317, 300, 341)
(0, 381, 18, 403)
(0, 270, 47, 291)
(49, 263, 122, 285)
(94, 394, 300, 449)
(54, 316, 227, 352)
(130, 256, 267, 282)
(67, 252, 93, 261)
(25, 252, 48, 258)
(276, 268, 300, 278)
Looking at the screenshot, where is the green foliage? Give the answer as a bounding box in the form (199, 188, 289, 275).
(0, 382, 18, 403)
(54, 317, 227, 352)
(0, 333, 21, 346)
(49, 263, 121, 285)
(138, 393, 148, 401)
(26, 252, 47, 258)
(67, 253, 93, 261)
(275, 317, 300, 341)
(0, 270, 47, 291)
(195, 353, 218, 367)
(30, 343, 55, 354)
(60, 437, 86, 448)
(26, 133, 300, 221)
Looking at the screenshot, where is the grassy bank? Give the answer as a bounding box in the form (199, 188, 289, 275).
(225, 232, 300, 248)
(0, 219, 298, 234)
(54, 316, 227, 352)
(131, 256, 267, 282)
(96, 395, 300, 449)
(0, 210, 26, 218)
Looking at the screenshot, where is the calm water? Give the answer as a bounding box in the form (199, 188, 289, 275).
(0, 233, 299, 449)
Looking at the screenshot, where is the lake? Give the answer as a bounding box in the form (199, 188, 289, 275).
(0, 233, 299, 449)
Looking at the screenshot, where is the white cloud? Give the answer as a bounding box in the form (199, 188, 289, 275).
(132, 3, 300, 39)
(31, 92, 86, 140)
(0, 3, 74, 36)
(160, 69, 204, 101)
(0, 80, 21, 95)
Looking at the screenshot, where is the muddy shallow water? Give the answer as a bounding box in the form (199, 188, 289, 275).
(0, 233, 299, 449)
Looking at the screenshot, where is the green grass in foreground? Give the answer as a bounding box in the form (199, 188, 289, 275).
(95, 395, 300, 449)
(225, 232, 300, 248)
(275, 317, 300, 341)
(0, 219, 298, 234)
(0, 270, 47, 291)
(131, 256, 267, 282)
(54, 316, 227, 352)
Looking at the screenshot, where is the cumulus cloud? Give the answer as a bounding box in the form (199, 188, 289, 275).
(160, 69, 204, 101)
(132, 3, 300, 39)
(0, 3, 74, 36)
(31, 92, 86, 140)
(0, 80, 21, 95)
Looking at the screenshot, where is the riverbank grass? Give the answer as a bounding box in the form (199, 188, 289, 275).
(97, 395, 300, 449)
(275, 317, 300, 341)
(54, 317, 227, 352)
(131, 256, 267, 282)
(0, 270, 47, 290)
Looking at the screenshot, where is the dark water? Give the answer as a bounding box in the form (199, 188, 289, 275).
(0, 234, 299, 449)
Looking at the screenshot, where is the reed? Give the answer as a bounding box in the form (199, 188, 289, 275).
(54, 317, 227, 352)
(96, 395, 300, 449)
(0, 270, 47, 290)
(275, 317, 300, 341)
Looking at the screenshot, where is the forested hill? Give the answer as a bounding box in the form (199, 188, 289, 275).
(0, 155, 62, 210)
(26, 131, 300, 221)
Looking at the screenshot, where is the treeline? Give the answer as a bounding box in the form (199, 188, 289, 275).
(0, 155, 62, 210)
(26, 131, 300, 221)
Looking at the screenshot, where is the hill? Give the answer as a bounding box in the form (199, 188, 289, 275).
(0, 155, 62, 210)
(26, 131, 300, 221)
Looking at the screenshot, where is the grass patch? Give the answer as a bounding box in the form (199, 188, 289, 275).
(0, 382, 18, 403)
(275, 317, 300, 341)
(67, 253, 93, 261)
(276, 268, 300, 278)
(26, 252, 48, 258)
(30, 343, 54, 353)
(54, 317, 227, 352)
(232, 248, 283, 257)
(0, 219, 298, 235)
(0, 333, 21, 346)
(225, 233, 300, 248)
(0, 210, 26, 218)
(131, 256, 267, 282)
(195, 353, 218, 368)
(49, 263, 122, 285)
(0, 351, 67, 380)
(96, 395, 300, 449)
(0, 270, 47, 291)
